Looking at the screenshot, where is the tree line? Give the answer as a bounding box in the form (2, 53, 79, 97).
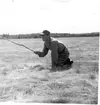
(0, 32, 99, 39)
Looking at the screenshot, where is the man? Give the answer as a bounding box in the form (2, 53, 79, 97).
(34, 30, 73, 69)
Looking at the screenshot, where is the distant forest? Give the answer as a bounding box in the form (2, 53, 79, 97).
(0, 32, 99, 39)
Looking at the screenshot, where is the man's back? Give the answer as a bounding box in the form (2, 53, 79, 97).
(44, 38, 70, 67)
(45, 37, 69, 55)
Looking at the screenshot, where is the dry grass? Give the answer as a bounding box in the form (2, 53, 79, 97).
(0, 37, 99, 104)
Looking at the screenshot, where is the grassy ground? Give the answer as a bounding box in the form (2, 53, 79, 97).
(0, 37, 99, 104)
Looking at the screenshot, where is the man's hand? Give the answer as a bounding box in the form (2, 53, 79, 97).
(34, 51, 40, 56)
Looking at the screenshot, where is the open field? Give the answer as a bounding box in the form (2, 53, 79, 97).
(0, 37, 99, 104)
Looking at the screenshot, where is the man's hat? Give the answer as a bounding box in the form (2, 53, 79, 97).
(40, 30, 50, 36)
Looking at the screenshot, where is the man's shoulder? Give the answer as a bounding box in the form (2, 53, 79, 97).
(51, 37, 58, 42)
(51, 37, 63, 44)
(51, 38, 58, 45)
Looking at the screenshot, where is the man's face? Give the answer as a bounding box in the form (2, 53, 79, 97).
(42, 35, 49, 41)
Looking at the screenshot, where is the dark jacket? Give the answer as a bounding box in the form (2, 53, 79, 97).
(38, 38, 69, 67)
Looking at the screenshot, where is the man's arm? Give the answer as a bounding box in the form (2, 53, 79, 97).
(34, 43, 49, 57)
(51, 41, 58, 68)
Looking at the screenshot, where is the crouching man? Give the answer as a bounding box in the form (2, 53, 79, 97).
(34, 30, 73, 70)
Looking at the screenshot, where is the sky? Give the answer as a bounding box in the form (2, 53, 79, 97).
(0, 0, 100, 34)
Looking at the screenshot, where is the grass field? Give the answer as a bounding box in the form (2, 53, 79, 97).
(0, 37, 99, 104)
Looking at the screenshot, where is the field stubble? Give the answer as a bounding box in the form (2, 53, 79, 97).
(0, 37, 99, 104)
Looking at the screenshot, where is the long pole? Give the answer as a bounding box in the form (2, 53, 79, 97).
(2, 38, 35, 53)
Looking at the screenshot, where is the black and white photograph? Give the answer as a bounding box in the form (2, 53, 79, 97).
(0, 0, 99, 104)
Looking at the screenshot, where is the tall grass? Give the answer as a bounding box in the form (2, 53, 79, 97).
(0, 37, 99, 103)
